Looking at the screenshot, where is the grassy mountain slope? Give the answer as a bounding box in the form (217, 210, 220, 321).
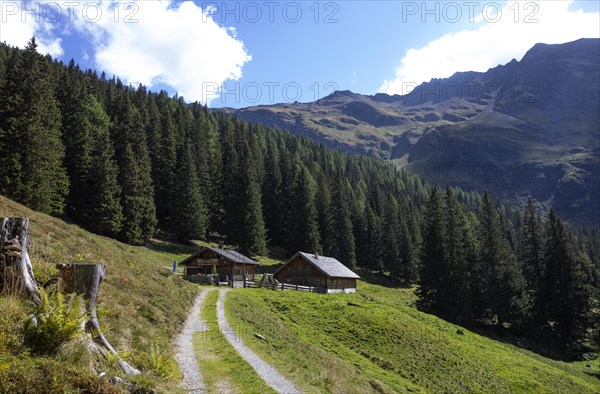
(0, 195, 199, 392)
(222, 39, 600, 223)
(226, 285, 600, 393)
(2, 195, 598, 392)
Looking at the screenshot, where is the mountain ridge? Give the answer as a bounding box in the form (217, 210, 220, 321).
(218, 38, 600, 223)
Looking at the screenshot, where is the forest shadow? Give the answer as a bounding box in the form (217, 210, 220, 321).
(356, 268, 413, 289)
(148, 239, 199, 256)
(468, 324, 598, 366)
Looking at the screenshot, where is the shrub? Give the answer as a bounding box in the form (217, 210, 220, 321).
(23, 288, 87, 355)
(132, 343, 179, 381)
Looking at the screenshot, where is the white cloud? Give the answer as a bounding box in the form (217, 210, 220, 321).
(380, 1, 600, 95)
(71, 0, 251, 104)
(0, 1, 63, 56)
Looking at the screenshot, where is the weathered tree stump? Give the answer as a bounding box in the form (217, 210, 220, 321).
(0, 218, 40, 303)
(1, 218, 139, 376)
(56, 263, 140, 375)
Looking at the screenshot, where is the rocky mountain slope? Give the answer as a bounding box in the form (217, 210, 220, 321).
(220, 38, 600, 223)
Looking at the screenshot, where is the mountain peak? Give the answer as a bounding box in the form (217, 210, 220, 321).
(323, 90, 359, 99)
(521, 38, 600, 63)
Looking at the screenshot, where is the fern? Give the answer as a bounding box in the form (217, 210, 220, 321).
(23, 288, 87, 355)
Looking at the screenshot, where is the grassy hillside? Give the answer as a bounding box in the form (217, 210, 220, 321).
(0, 195, 199, 393)
(226, 284, 600, 393)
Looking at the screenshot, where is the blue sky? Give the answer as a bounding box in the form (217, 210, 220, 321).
(1, 1, 599, 107)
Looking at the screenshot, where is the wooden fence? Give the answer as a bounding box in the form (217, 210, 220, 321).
(177, 270, 324, 293)
(244, 280, 324, 293)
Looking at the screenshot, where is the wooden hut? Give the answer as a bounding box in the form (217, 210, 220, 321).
(180, 246, 259, 286)
(274, 252, 360, 293)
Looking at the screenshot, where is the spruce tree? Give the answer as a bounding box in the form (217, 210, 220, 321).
(0, 38, 68, 214)
(520, 198, 545, 322)
(475, 192, 526, 326)
(286, 164, 321, 254)
(153, 100, 178, 234)
(441, 187, 472, 323)
(328, 173, 357, 269)
(262, 140, 284, 246)
(418, 187, 446, 312)
(237, 141, 267, 256)
(364, 204, 384, 272)
(111, 93, 157, 245)
(74, 94, 123, 236)
(173, 141, 208, 241)
(543, 211, 593, 340)
(316, 171, 334, 254)
(382, 195, 402, 278)
(220, 119, 240, 241)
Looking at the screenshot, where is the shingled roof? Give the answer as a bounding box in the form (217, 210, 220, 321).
(276, 252, 360, 279)
(180, 246, 259, 265)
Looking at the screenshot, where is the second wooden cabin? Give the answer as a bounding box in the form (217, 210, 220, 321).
(274, 251, 360, 293)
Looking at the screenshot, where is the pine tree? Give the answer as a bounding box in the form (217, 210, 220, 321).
(220, 119, 240, 241)
(364, 204, 384, 272)
(286, 164, 321, 254)
(74, 94, 123, 236)
(441, 187, 472, 323)
(475, 192, 526, 326)
(111, 93, 157, 245)
(418, 187, 446, 312)
(153, 100, 178, 234)
(316, 171, 334, 254)
(382, 195, 402, 278)
(520, 198, 545, 323)
(400, 205, 421, 285)
(327, 173, 356, 269)
(173, 141, 207, 240)
(542, 211, 593, 340)
(237, 141, 267, 256)
(464, 211, 481, 317)
(262, 140, 284, 246)
(0, 38, 68, 214)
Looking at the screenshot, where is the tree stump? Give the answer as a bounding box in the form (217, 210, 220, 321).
(56, 263, 140, 375)
(0, 218, 40, 303)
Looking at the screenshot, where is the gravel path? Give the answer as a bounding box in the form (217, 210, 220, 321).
(174, 291, 207, 394)
(217, 289, 303, 394)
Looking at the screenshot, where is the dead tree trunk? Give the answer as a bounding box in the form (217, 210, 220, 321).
(57, 263, 140, 375)
(0, 218, 40, 303)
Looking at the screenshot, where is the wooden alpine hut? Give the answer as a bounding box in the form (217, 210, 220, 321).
(180, 246, 259, 287)
(273, 252, 360, 293)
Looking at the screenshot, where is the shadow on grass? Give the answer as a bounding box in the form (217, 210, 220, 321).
(356, 268, 412, 289)
(256, 263, 284, 274)
(147, 239, 199, 256)
(355, 268, 599, 367)
(468, 325, 599, 364)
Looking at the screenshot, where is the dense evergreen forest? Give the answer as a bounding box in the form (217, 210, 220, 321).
(0, 39, 597, 347)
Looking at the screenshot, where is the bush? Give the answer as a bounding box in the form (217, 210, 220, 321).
(23, 288, 87, 355)
(132, 343, 179, 381)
